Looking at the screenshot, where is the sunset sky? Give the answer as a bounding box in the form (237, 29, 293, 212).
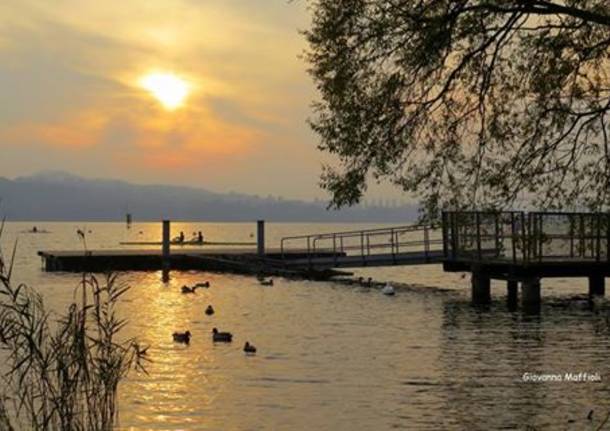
(0, 0, 399, 201)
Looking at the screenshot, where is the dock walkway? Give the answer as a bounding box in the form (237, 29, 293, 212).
(38, 210, 610, 311)
(38, 248, 343, 274)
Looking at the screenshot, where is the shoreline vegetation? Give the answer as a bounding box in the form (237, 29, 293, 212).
(0, 222, 147, 430)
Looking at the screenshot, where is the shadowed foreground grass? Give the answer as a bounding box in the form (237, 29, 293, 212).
(0, 222, 147, 430)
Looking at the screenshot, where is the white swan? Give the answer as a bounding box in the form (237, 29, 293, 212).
(382, 283, 395, 296)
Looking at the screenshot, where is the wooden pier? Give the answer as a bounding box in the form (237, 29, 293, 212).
(37, 212, 610, 311)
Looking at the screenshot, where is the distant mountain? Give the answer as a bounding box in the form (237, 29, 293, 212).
(0, 172, 418, 222)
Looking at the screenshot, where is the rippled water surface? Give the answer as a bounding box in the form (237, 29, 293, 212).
(2, 222, 610, 430)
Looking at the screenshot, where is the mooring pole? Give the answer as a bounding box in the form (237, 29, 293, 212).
(257, 220, 265, 256)
(162, 220, 170, 282)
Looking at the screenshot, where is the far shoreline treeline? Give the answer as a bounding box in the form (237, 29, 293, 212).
(0, 172, 418, 223)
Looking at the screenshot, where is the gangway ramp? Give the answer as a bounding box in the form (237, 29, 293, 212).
(280, 224, 444, 269)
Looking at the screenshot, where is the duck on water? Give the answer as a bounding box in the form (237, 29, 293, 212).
(172, 331, 192, 344)
(212, 328, 233, 342)
(382, 283, 395, 296)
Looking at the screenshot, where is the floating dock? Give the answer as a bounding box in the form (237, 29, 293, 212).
(37, 248, 348, 278)
(119, 241, 256, 246)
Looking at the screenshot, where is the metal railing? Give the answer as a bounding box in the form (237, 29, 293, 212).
(443, 210, 610, 264)
(280, 224, 442, 266)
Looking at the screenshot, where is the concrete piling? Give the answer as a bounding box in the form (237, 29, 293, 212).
(588, 274, 605, 297)
(521, 278, 541, 313)
(471, 271, 491, 304)
(507, 280, 519, 310)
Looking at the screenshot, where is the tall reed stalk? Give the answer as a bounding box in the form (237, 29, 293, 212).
(0, 221, 147, 430)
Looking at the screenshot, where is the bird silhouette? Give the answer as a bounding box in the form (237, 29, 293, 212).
(244, 341, 257, 354)
(172, 331, 192, 344)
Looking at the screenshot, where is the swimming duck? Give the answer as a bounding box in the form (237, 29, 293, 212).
(181, 285, 198, 294)
(212, 328, 233, 342)
(357, 277, 373, 287)
(382, 283, 395, 296)
(172, 331, 191, 344)
(195, 281, 210, 288)
(260, 278, 274, 286)
(244, 341, 257, 354)
(205, 305, 215, 316)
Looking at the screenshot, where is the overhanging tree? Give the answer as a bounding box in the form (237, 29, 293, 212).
(305, 0, 610, 219)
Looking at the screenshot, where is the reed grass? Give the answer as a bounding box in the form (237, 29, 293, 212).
(0, 220, 147, 430)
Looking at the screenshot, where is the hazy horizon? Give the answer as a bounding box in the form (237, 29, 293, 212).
(3, 169, 416, 207)
(0, 170, 419, 222)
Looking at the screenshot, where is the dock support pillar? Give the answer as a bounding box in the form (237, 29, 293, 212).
(588, 274, 605, 297)
(507, 280, 519, 310)
(471, 271, 491, 305)
(162, 220, 170, 282)
(521, 278, 541, 313)
(257, 220, 265, 256)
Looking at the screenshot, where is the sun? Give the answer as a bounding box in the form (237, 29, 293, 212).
(140, 72, 190, 110)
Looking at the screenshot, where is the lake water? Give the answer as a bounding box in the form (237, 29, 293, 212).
(2, 222, 610, 430)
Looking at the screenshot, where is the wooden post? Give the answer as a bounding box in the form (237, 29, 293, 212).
(162, 220, 170, 282)
(257, 220, 265, 256)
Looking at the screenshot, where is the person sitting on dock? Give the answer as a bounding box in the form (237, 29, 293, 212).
(198, 231, 204, 243)
(179, 231, 185, 243)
